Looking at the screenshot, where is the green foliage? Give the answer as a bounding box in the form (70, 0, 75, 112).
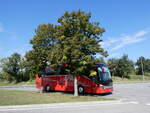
(24, 24, 56, 79)
(95, 57, 106, 64)
(108, 55, 134, 78)
(49, 10, 107, 76)
(25, 10, 107, 78)
(117, 55, 134, 78)
(107, 58, 118, 77)
(136, 56, 150, 75)
(0, 53, 25, 82)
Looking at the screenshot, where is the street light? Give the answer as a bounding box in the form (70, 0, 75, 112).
(141, 58, 144, 81)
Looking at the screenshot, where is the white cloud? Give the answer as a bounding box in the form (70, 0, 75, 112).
(101, 38, 118, 48)
(108, 52, 122, 58)
(134, 30, 147, 37)
(101, 30, 149, 51)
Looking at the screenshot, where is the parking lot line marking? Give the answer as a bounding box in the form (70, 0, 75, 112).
(128, 101, 139, 104)
(146, 103, 150, 106)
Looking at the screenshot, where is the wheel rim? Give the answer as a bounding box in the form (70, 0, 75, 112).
(46, 86, 50, 91)
(78, 87, 83, 93)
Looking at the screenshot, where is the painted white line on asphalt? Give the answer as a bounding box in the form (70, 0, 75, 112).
(128, 101, 139, 104)
(146, 103, 150, 106)
(0, 101, 139, 112)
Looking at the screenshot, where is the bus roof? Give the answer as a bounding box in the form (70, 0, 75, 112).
(95, 63, 108, 68)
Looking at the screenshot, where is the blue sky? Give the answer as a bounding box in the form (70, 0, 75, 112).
(0, 0, 150, 61)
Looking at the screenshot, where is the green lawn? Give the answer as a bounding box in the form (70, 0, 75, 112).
(0, 90, 115, 106)
(112, 74, 150, 82)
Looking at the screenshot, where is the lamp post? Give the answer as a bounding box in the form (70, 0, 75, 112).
(141, 58, 144, 81)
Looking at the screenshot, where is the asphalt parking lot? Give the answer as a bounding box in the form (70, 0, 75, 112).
(0, 82, 150, 113)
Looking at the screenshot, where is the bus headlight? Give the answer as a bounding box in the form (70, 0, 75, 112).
(99, 84, 104, 89)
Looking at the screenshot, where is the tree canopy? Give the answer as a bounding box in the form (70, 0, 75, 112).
(25, 10, 108, 78)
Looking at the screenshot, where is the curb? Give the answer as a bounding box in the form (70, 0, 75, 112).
(0, 99, 121, 109)
(114, 81, 150, 84)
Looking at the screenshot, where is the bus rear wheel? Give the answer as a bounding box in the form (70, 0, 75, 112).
(45, 85, 50, 92)
(78, 86, 84, 94)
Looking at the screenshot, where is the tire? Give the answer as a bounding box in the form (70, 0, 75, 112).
(78, 86, 84, 94)
(45, 85, 50, 92)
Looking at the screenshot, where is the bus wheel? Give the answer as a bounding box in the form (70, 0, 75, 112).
(78, 86, 84, 94)
(45, 85, 50, 92)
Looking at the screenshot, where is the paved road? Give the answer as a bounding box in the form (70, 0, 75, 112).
(108, 82, 150, 103)
(0, 82, 150, 113)
(0, 100, 149, 113)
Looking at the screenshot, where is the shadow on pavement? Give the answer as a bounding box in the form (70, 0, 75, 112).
(40, 90, 113, 97)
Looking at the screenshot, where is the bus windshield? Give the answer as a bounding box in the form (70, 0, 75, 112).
(97, 66, 112, 82)
(89, 64, 112, 83)
(98, 72, 112, 81)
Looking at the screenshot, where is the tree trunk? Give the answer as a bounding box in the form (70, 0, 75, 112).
(122, 74, 124, 80)
(74, 75, 78, 96)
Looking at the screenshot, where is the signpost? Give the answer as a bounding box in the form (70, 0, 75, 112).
(141, 58, 144, 81)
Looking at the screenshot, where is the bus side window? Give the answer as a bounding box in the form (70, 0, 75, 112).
(89, 70, 99, 83)
(45, 67, 56, 75)
(57, 67, 69, 75)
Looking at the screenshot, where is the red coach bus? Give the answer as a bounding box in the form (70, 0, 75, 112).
(36, 63, 113, 94)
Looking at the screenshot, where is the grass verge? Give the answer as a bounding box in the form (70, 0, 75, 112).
(112, 75, 150, 82)
(0, 80, 35, 86)
(0, 90, 115, 106)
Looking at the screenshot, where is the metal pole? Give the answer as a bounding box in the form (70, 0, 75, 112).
(141, 58, 144, 81)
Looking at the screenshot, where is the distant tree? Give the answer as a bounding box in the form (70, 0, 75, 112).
(108, 55, 134, 78)
(145, 59, 150, 72)
(0, 53, 23, 82)
(107, 58, 118, 78)
(0, 58, 9, 80)
(136, 56, 150, 75)
(117, 55, 134, 78)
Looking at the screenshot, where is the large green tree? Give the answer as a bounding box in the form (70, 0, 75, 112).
(49, 10, 107, 96)
(26, 10, 108, 96)
(50, 10, 107, 73)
